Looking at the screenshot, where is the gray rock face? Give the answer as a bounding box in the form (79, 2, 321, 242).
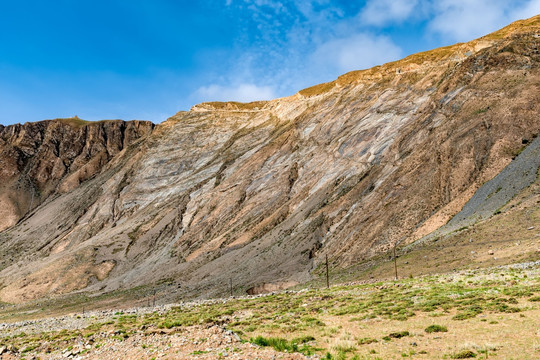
(438, 135, 540, 234)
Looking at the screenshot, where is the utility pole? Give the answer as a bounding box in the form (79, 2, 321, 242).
(393, 242, 398, 280)
(229, 278, 233, 297)
(325, 254, 330, 289)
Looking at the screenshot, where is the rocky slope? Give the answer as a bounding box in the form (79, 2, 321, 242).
(0, 118, 154, 231)
(0, 16, 539, 304)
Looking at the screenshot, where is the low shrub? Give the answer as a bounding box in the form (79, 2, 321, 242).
(425, 324, 448, 333)
(357, 337, 378, 345)
(251, 335, 317, 355)
(451, 350, 476, 358)
(388, 331, 410, 338)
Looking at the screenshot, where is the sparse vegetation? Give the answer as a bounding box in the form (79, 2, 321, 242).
(298, 81, 335, 97)
(250, 335, 318, 355)
(474, 107, 490, 114)
(388, 331, 410, 339)
(0, 265, 538, 358)
(451, 349, 477, 358)
(425, 324, 448, 333)
(357, 337, 378, 345)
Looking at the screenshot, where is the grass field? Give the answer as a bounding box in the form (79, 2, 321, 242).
(1, 263, 538, 359)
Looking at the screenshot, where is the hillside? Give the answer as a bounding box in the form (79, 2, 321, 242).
(0, 118, 154, 232)
(0, 16, 539, 305)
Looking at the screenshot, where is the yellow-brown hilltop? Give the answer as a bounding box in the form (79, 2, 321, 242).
(299, 14, 540, 97)
(483, 13, 540, 39)
(191, 100, 270, 112)
(187, 15, 540, 108)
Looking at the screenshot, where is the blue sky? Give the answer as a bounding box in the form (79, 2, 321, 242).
(0, 0, 539, 125)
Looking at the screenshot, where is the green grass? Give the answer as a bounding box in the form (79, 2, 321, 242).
(357, 337, 378, 345)
(451, 349, 477, 358)
(388, 331, 410, 339)
(425, 324, 448, 333)
(250, 335, 318, 355)
(0, 265, 538, 358)
(190, 350, 209, 355)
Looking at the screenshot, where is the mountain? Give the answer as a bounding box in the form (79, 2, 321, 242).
(0, 118, 154, 232)
(0, 16, 539, 304)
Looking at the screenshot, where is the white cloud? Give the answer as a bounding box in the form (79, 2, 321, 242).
(509, 0, 540, 21)
(427, 0, 540, 42)
(428, 0, 507, 41)
(312, 33, 403, 73)
(201, 1, 539, 106)
(359, 0, 419, 26)
(194, 83, 277, 103)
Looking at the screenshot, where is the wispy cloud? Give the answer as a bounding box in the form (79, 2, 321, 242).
(191, 0, 540, 106)
(2, 1, 538, 124)
(312, 33, 403, 73)
(193, 83, 277, 103)
(359, 0, 419, 26)
(509, 0, 540, 21)
(428, 0, 507, 41)
(427, 0, 540, 42)
(193, 1, 404, 103)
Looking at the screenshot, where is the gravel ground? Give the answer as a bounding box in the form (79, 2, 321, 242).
(0, 294, 317, 359)
(0, 323, 312, 359)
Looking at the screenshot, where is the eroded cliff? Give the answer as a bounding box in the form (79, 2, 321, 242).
(0, 16, 539, 303)
(0, 118, 154, 231)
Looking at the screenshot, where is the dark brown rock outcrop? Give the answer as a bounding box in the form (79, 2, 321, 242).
(0, 118, 154, 231)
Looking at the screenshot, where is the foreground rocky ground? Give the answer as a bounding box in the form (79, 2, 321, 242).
(0, 325, 309, 359)
(0, 262, 539, 359)
(0, 300, 312, 359)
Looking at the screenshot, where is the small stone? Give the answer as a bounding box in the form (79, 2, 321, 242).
(527, 226, 534, 230)
(411, 342, 417, 347)
(488, 250, 495, 255)
(0, 347, 6, 354)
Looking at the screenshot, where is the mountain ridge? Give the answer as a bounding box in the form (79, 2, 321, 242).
(0, 118, 154, 232)
(0, 15, 539, 304)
